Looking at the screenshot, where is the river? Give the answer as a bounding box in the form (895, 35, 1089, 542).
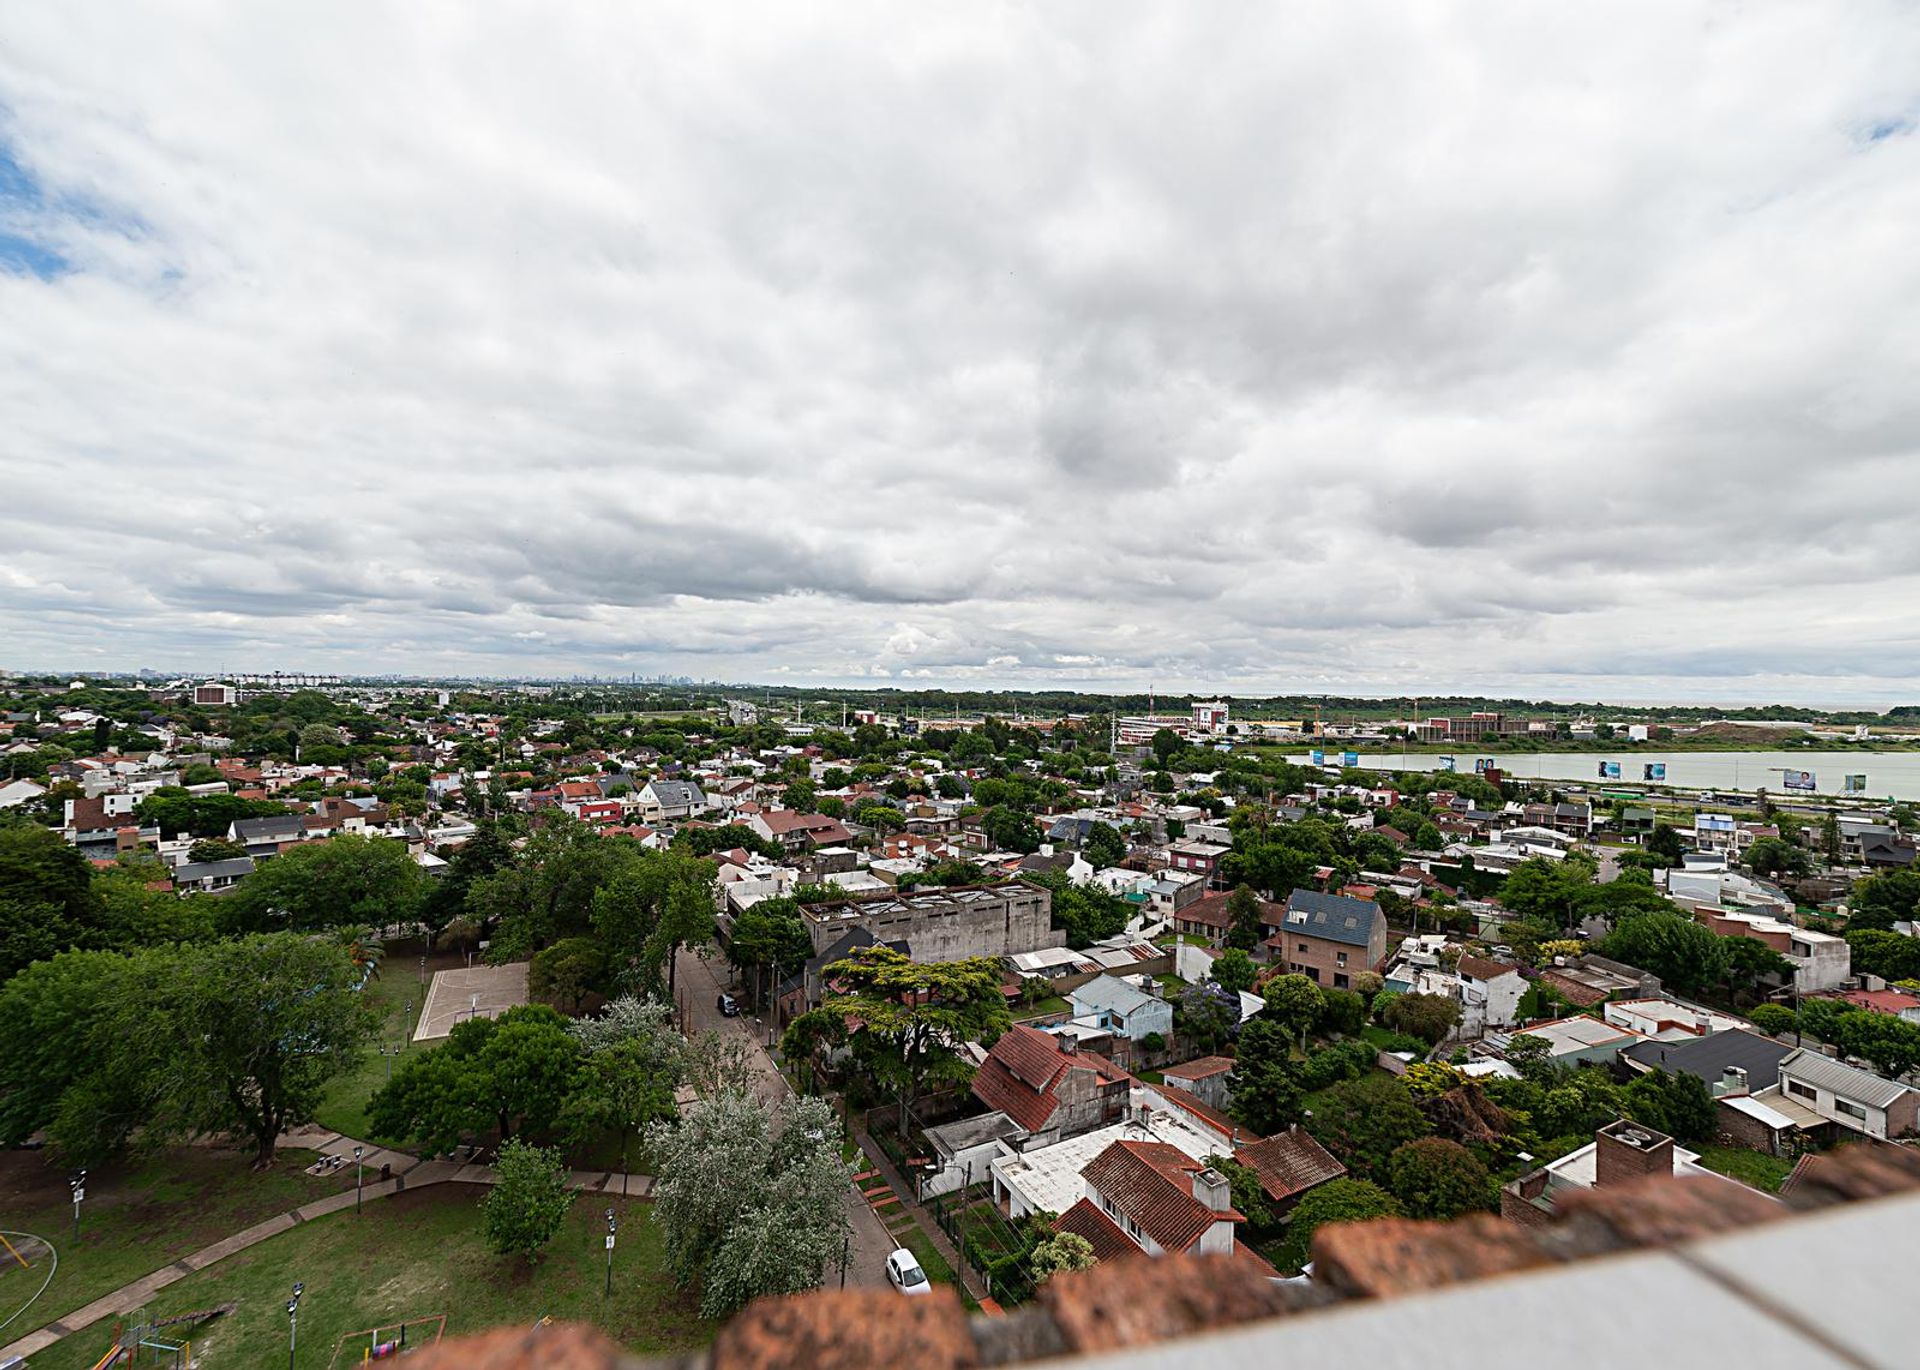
(1289, 750, 1920, 802)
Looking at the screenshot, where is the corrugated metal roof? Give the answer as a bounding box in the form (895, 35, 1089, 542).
(1780, 1048, 1915, 1110)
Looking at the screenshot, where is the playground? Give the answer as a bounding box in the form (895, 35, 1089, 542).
(13, 1188, 711, 1369)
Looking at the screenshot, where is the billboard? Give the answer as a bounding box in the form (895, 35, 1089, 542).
(1341, 751, 1360, 768)
(1473, 757, 1497, 774)
(1844, 773, 1869, 794)
(1438, 755, 1456, 772)
(1782, 770, 1816, 791)
(1310, 749, 1325, 766)
(1643, 763, 1667, 782)
(1597, 761, 1622, 780)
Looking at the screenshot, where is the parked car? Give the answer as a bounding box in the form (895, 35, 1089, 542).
(716, 993, 741, 1017)
(886, 1247, 930, 1295)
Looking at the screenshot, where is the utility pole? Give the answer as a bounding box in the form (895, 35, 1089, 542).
(355, 1145, 366, 1214)
(287, 1282, 304, 1370)
(603, 1208, 617, 1298)
(69, 1170, 86, 1242)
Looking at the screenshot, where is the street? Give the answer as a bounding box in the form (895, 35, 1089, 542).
(674, 947, 896, 1288)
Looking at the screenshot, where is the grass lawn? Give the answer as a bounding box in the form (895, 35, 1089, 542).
(1012, 995, 1070, 1020)
(1696, 1144, 1796, 1194)
(0, 1146, 346, 1342)
(19, 1190, 713, 1370)
(312, 955, 451, 1140)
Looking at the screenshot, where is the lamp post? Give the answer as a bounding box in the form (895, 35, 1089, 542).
(603, 1208, 617, 1298)
(469, 992, 480, 1022)
(355, 1145, 366, 1214)
(381, 1043, 400, 1080)
(403, 1001, 413, 1045)
(69, 1170, 86, 1242)
(287, 1281, 304, 1370)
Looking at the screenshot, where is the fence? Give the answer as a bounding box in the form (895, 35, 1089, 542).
(926, 1184, 1040, 1306)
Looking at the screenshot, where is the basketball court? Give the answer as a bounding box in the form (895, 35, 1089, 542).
(412, 962, 530, 1042)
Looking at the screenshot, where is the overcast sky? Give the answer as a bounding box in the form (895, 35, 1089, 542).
(3, 3, 1919, 703)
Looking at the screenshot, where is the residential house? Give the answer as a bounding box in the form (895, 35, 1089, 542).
(1692, 909, 1850, 993)
(748, 809, 853, 854)
(1051, 1140, 1273, 1275)
(1263, 889, 1388, 990)
(635, 779, 708, 824)
(229, 814, 305, 857)
(1231, 1126, 1347, 1217)
(1623, 1029, 1794, 1097)
(1065, 975, 1174, 1043)
(969, 1024, 1133, 1149)
(1166, 840, 1230, 885)
(1495, 1015, 1643, 1067)
(171, 856, 255, 893)
(1157, 1056, 1235, 1112)
(1168, 889, 1279, 947)
(1768, 1049, 1920, 1142)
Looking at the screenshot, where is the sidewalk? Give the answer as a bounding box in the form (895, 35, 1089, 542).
(850, 1125, 983, 1302)
(0, 1136, 652, 1365)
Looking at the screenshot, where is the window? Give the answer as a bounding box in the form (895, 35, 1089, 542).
(1301, 966, 1320, 983)
(1297, 942, 1310, 954)
(1787, 1080, 1817, 1102)
(1336, 952, 1348, 967)
(1333, 973, 1350, 989)
(1835, 1099, 1868, 1122)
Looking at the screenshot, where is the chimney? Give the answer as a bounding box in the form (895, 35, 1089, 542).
(1192, 1167, 1232, 1212)
(1594, 1119, 1674, 1189)
(1057, 1033, 1078, 1055)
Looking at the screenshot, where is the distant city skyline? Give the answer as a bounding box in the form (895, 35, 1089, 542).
(4, 6, 1920, 703)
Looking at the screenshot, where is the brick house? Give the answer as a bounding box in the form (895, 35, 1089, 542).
(1263, 890, 1387, 990)
(969, 1024, 1132, 1148)
(1050, 1140, 1275, 1275)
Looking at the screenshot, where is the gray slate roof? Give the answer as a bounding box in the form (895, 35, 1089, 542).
(644, 780, 706, 807)
(1280, 889, 1383, 947)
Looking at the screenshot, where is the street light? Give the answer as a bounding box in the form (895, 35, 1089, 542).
(354, 1146, 365, 1214)
(403, 1001, 413, 1045)
(381, 1043, 400, 1080)
(287, 1281, 304, 1370)
(603, 1208, 617, 1298)
(69, 1170, 86, 1242)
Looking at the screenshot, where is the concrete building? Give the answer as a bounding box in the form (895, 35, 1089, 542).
(1264, 889, 1388, 990)
(797, 882, 1061, 962)
(1065, 975, 1174, 1043)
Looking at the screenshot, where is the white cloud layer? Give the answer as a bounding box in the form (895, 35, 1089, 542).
(3, 2, 1920, 701)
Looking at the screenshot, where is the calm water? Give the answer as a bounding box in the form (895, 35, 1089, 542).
(1289, 751, 1920, 802)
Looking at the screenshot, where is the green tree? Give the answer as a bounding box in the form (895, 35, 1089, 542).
(982, 805, 1041, 854)
(1176, 981, 1241, 1053)
(81, 934, 378, 1165)
(727, 897, 815, 1004)
(1212, 947, 1257, 996)
(481, 1138, 572, 1263)
(529, 936, 610, 1012)
(0, 826, 105, 977)
(1837, 1010, 1920, 1079)
(1381, 992, 1463, 1048)
(186, 837, 247, 863)
(1315, 986, 1368, 1037)
(1386, 1138, 1491, 1219)
(818, 946, 1011, 1131)
(1797, 996, 1849, 1044)
(0, 950, 123, 1147)
(1305, 1075, 1430, 1179)
(1622, 1067, 1716, 1144)
(221, 833, 426, 934)
(1747, 1004, 1796, 1038)
(1602, 914, 1728, 995)
(1745, 837, 1811, 879)
(647, 1092, 851, 1317)
(1224, 884, 1265, 951)
(1263, 973, 1324, 1050)
(1150, 728, 1184, 767)
(1029, 1231, 1098, 1281)
(1850, 871, 1920, 932)
(1845, 929, 1920, 983)
(1647, 823, 1686, 865)
(1273, 1178, 1402, 1273)
(1228, 1019, 1303, 1135)
(1082, 821, 1127, 869)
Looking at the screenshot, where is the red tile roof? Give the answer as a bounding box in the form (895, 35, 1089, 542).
(970, 1026, 1130, 1133)
(1080, 1140, 1240, 1253)
(1234, 1128, 1347, 1203)
(1051, 1197, 1142, 1264)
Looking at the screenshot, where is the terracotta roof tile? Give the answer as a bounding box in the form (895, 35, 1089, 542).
(1080, 1140, 1240, 1253)
(1234, 1128, 1347, 1202)
(1051, 1197, 1143, 1264)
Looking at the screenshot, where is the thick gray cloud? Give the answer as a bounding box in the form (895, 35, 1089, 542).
(3, 1, 1920, 702)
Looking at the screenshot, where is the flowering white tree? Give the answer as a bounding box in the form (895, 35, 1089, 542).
(647, 1092, 851, 1316)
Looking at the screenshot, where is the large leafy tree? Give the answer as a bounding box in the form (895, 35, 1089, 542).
(529, 936, 609, 1012)
(1082, 821, 1127, 869)
(482, 1138, 572, 1263)
(981, 805, 1040, 854)
(0, 950, 123, 1147)
(1381, 991, 1463, 1048)
(647, 1092, 851, 1317)
(1263, 973, 1324, 1050)
(1836, 1010, 1920, 1079)
(1601, 913, 1728, 995)
(1385, 1138, 1491, 1219)
(1228, 1018, 1304, 1136)
(1305, 1075, 1431, 1180)
(53, 934, 379, 1165)
(1273, 1178, 1402, 1273)
(369, 1004, 584, 1149)
(221, 833, 427, 934)
(474, 820, 639, 959)
(1845, 929, 1920, 983)
(818, 946, 1010, 1130)
(0, 826, 105, 977)
(727, 897, 815, 1006)
(1224, 884, 1265, 951)
(1849, 870, 1920, 932)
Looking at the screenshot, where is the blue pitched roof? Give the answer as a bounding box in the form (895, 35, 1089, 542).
(1281, 889, 1382, 947)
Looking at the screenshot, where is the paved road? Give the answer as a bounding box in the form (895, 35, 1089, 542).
(674, 948, 894, 1288)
